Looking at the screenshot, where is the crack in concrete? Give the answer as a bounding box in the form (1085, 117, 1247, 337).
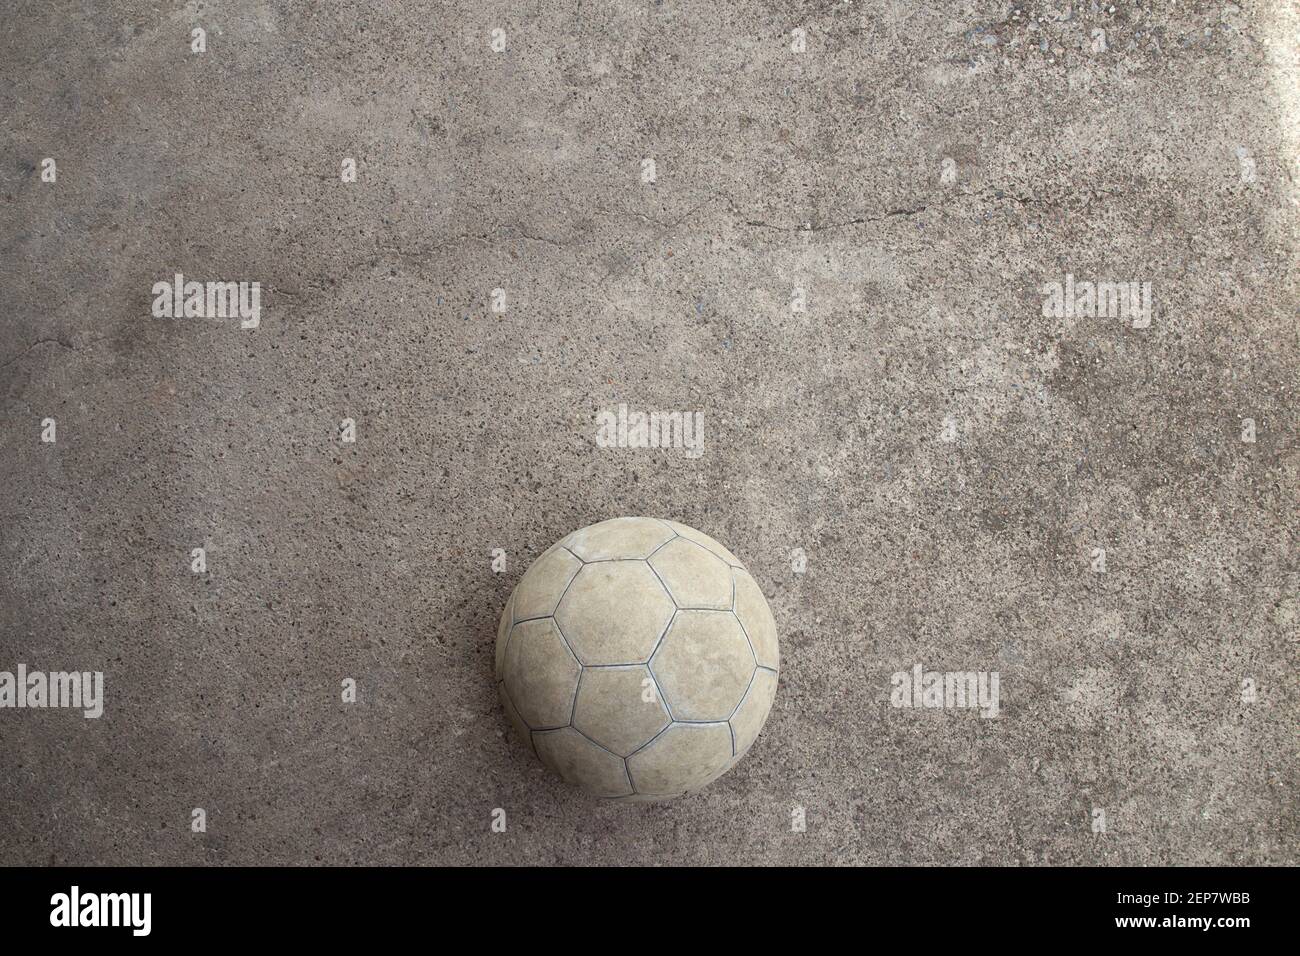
(0, 337, 74, 372)
(743, 204, 931, 231)
(736, 184, 1133, 232)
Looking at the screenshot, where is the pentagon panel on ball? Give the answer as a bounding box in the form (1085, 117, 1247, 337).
(495, 517, 779, 801)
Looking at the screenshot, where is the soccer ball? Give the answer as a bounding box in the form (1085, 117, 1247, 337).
(495, 517, 780, 800)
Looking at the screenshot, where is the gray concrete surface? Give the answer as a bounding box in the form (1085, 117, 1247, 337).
(1, 1, 1296, 865)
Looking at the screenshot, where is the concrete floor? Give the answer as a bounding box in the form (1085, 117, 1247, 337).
(1, 1, 1296, 865)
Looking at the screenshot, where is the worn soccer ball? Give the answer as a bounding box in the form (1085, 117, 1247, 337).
(495, 517, 780, 800)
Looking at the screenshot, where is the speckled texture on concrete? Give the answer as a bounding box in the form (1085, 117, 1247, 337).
(1, 1, 1296, 864)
